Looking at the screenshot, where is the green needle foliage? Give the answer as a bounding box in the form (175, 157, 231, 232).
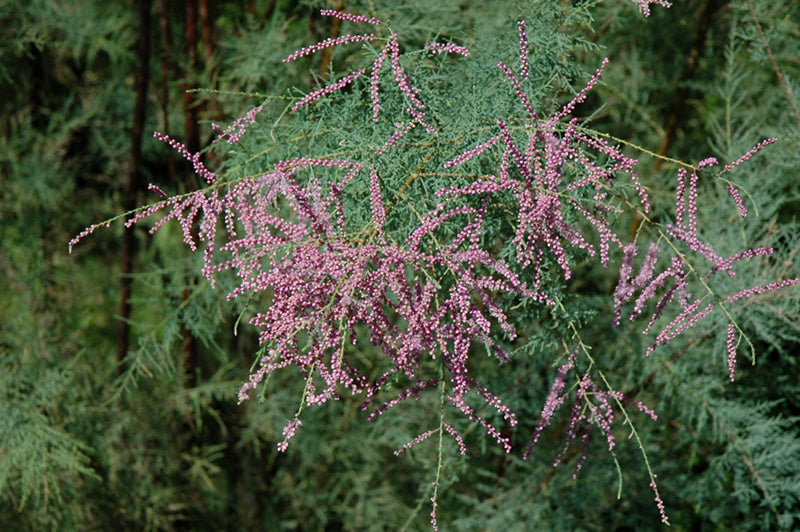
(3, 0, 800, 530)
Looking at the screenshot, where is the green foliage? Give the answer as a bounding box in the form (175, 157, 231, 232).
(2, 0, 799, 530)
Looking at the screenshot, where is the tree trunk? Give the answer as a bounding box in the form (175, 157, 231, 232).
(156, 0, 177, 181)
(118, 0, 152, 371)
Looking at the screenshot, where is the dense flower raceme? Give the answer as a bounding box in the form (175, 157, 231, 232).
(442, 57, 649, 288)
(106, 144, 555, 455)
(276, 15, 666, 466)
(613, 148, 798, 381)
(283, 9, 434, 132)
(282, 8, 476, 138)
(524, 350, 658, 480)
(430, 46, 673, 521)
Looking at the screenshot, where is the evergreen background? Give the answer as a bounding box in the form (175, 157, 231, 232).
(1, 0, 799, 530)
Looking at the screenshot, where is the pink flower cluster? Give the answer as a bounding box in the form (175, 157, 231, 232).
(277, 417, 303, 452)
(524, 351, 657, 466)
(282, 10, 456, 134)
(211, 105, 263, 144)
(523, 349, 664, 521)
(497, 61, 536, 119)
(282, 33, 375, 63)
(441, 56, 646, 285)
(76, 132, 227, 256)
(373, 120, 416, 155)
(424, 41, 470, 57)
(319, 9, 382, 26)
(518, 21, 529, 81)
(148, 183, 167, 197)
(226, 190, 538, 450)
(153, 131, 218, 184)
(612, 150, 798, 374)
(629, 0, 672, 17)
(443, 135, 500, 169)
(726, 323, 738, 381)
(721, 137, 777, 217)
(394, 423, 466, 456)
(523, 352, 576, 457)
(291, 68, 367, 112)
(120, 140, 550, 455)
(387, 34, 434, 134)
(652, 479, 670, 524)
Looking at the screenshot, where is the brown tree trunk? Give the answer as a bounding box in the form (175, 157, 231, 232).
(156, 0, 177, 181)
(118, 0, 152, 371)
(264, 0, 277, 20)
(199, 0, 220, 119)
(182, 0, 200, 385)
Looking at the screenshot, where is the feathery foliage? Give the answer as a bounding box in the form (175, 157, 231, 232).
(4, 0, 800, 529)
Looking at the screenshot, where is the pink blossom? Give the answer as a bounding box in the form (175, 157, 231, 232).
(629, 0, 672, 17)
(211, 105, 263, 143)
(319, 9, 382, 26)
(283, 33, 375, 63)
(277, 418, 303, 452)
(424, 41, 470, 57)
(292, 68, 367, 112)
(727, 323, 738, 382)
(518, 20, 530, 80)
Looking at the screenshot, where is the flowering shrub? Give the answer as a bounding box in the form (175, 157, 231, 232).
(71, 3, 798, 528)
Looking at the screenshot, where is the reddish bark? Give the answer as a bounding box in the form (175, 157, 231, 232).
(156, 0, 177, 181)
(118, 0, 152, 370)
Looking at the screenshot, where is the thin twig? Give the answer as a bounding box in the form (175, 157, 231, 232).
(747, 0, 800, 126)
